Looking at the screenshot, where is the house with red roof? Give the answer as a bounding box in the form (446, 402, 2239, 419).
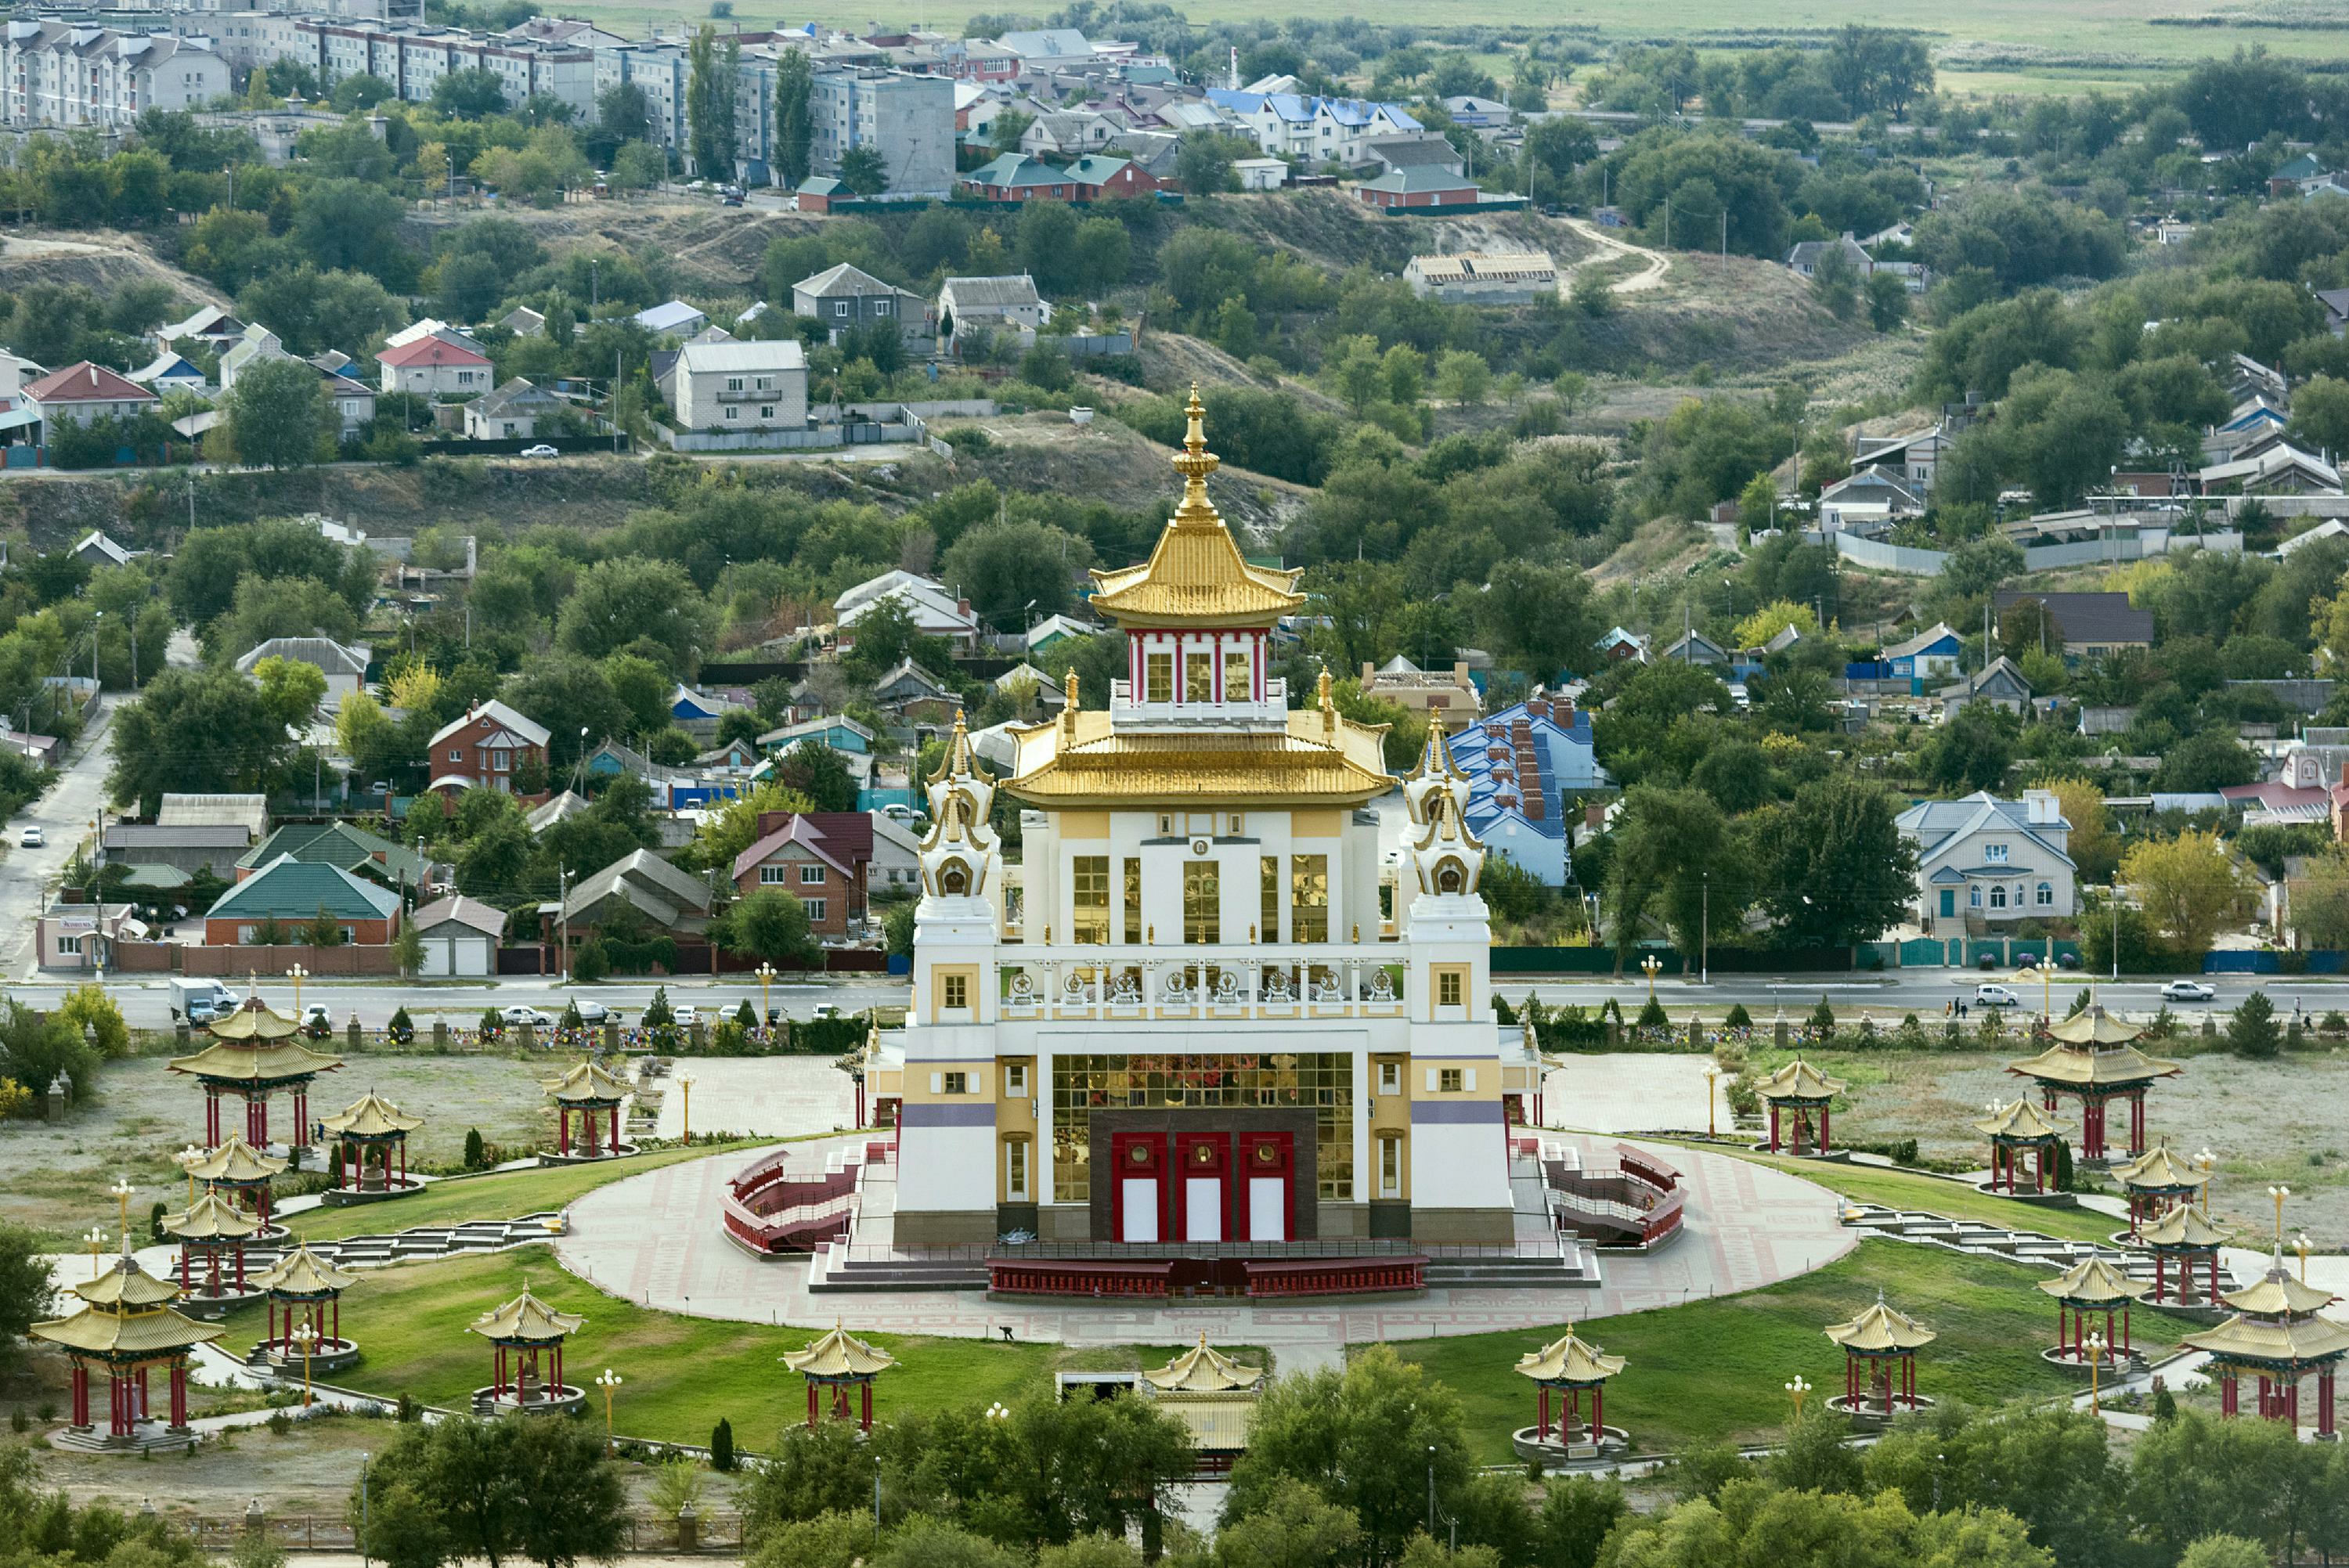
(377, 336, 493, 398)
(730, 810, 875, 939)
(22, 362, 159, 431)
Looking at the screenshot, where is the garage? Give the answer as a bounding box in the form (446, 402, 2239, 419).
(407, 894, 507, 979)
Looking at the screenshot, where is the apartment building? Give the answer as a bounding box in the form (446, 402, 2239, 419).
(253, 18, 593, 117)
(594, 38, 686, 151)
(803, 63, 952, 196)
(0, 20, 230, 129)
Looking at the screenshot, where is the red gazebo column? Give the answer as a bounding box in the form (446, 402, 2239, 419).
(1819, 1105, 1831, 1154)
(558, 1108, 570, 1156)
(861, 1380, 872, 1431)
(1591, 1383, 1603, 1438)
(806, 1381, 819, 1428)
(1768, 1105, 1781, 1152)
(168, 1361, 187, 1429)
(609, 1105, 620, 1149)
(2323, 1370, 2338, 1437)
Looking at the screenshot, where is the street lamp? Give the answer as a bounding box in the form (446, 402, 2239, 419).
(983, 1401, 1009, 1421)
(677, 1070, 695, 1142)
(1641, 953, 1662, 1006)
(85, 1226, 108, 1280)
(289, 963, 309, 1018)
(2196, 1147, 2217, 1215)
(2084, 1329, 2106, 1413)
(109, 1175, 134, 1241)
(755, 962, 777, 1027)
(1785, 1375, 1810, 1417)
(596, 1368, 622, 1444)
(2297, 1231, 2315, 1284)
(2271, 1184, 2293, 1249)
(179, 1144, 203, 1204)
(1701, 1065, 1719, 1137)
(291, 1320, 318, 1407)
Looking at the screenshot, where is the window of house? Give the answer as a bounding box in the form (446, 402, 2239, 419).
(727, 376, 744, 391)
(1438, 1067, 1464, 1093)
(1185, 651, 1213, 702)
(1183, 860, 1220, 944)
(1970, 886, 1983, 907)
(803, 899, 826, 922)
(2037, 881, 2054, 907)
(1006, 1138, 1029, 1199)
(942, 973, 968, 1010)
(448, 748, 462, 762)
(1005, 1062, 1028, 1097)
(941, 1071, 968, 1094)
(1290, 856, 1329, 943)
(1146, 652, 1173, 703)
(1985, 843, 2008, 863)
(760, 865, 789, 884)
(1123, 857, 1142, 943)
(799, 863, 826, 885)
(57, 934, 81, 955)
(1380, 1136, 1400, 1195)
(760, 406, 774, 420)
(1438, 970, 1463, 1008)
(725, 406, 739, 420)
(1223, 647, 1250, 697)
(1071, 855, 1110, 943)
(1990, 885, 2008, 909)
(1379, 1061, 1400, 1094)
(1261, 856, 1279, 942)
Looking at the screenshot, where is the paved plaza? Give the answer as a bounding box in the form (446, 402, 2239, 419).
(1540, 1054, 1732, 1135)
(552, 1136, 1855, 1372)
(652, 1056, 857, 1141)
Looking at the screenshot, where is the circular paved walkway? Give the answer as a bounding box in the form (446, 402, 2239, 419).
(552, 1137, 1853, 1372)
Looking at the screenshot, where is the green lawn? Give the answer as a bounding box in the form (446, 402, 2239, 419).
(1391, 1238, 2184, 1462)
(1683, 1144, 2127, 1245)
(212, 1245, 1262, 1450)
(288, 1141, 775, 1240)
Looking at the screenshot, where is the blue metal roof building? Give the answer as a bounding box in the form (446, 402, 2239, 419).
(1452, 697, 1610, 886)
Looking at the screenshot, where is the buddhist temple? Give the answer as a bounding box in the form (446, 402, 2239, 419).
(161, 1187, 263, 1307)
(182, 1130, 290, 1230)
(468, 1289, 585, 1412)
(322, 1089, 425, 1201)
(1513, 1327, 1627, 1458)
(1974, 1098, 2066, 1194)
(1142, 1334, 1265, 1472)
(2142, 1203, 2230, 1305)
(782, 1321, 895, 1430)
(253, 1244, 359, 1374)
(167, 994, 341, 1150)
(2182, 1263, 2349, 1434)
(2038, 1254, 2149, 1369)
(1755, 1060, 1848, 1155)
(1824, 1295, 1935, 1418)
(30, 1242, 224, 1444)
(545, 1061, 631, 1159)
(2006, 1006, 2180, 1162)
(2113, 1143, 2202, 1238)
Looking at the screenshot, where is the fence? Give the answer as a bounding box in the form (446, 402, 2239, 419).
(656, 417, 925, 452)
(412, 434, 632, 456)
(106, 941, 401, 976)
(175, 1513, 745, 1555)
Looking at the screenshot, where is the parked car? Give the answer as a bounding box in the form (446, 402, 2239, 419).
(2160, 980, 2217, 1003)
(811, 1003, 843, 1020)
(500, 1005, 554, 1027)
(519, 444, 559, 458)
(16, 826, 41, 848)
(571, 999, 620, 1024)
(673, 1004, 701, 1027)
(1974, 984, 2021, 1008)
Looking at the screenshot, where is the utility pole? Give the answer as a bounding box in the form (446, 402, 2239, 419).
(1701, 871, 1709, 986)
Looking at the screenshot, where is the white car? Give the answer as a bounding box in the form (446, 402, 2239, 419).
(302, 1004, 331, 1029)
(519, 444, 559, 458)
(2160, 980, 2217, 1003)
(1974, 984, 2021, 1008)
(572, 999, 620, 1024)
(16, 826, 41, 848)
(500, 1005, 554, 1027)
(673, 1004, 701, 1027)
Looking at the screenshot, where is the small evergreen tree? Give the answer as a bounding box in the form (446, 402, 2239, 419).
(561, 999, 584, 1031)
(148, 1199, 167, 1245)
(2229, 989, 2281, 1058)
(464, 1127, 486, 1170)
(572, 935, 612, 983)
(1636, 996, 1669, 1029)
(388, 1004, 413, 1043)
(2052, 1137, 2074, 1192)
(709, 1417, 734, 1471)
(644, 986, 675, 1027)
(480, 1006, 504, 1039)
(1808, 996, 1836, 1035)
(330, 1144, 345, 1184)
(2068, 987, 2093, 1019)
(735, 998, 757, 1028)
(308, 903, 343, 947)
(1723, 1003, 1752, 1029)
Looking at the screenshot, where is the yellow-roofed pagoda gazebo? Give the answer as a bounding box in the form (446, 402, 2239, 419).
(1142, 1334, 1265, 1474)
(1825, 1296, 1936, 1421)
(1975, 1098, 2067, 1195)
(167, 994, 341, 1150)
(183, 1130, 290, 1233)
(2143, 1202, 2231, 1306)
(2182, 1262, 2349, 1434)
(1755, 1059, 1848, 1155)
(254, 1243, 359, 1375)
(31, 1243, 224, 1444)
(2007, 1005, 2180, 1164)
(544, 1060, 631, 1160)
(322, 1089, 425, 1204)
(161, 1187, 264, 1310)
(2039, 1253, 2150, 1372)
(2114, 1143, 2202, 1238)
(467, 1289, 586, 1413)
(782, 1321, 895, 1430)
(1512, 1328, 1628, 1462)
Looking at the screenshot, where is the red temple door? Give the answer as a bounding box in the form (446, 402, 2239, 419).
(1177, 1133, 1229, 1242)
(1110, 1133, 1166, 1242)
(1239, 1132, 1294, 1242)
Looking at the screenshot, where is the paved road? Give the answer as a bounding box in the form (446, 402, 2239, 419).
(1498, 973, 2316, 1019)
(16, 975, 911, 1029)
(0, 696, 115, 979)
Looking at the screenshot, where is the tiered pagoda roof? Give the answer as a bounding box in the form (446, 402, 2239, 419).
(1146, 1333, 1264, 1393)
(1825, 1297, 1936, 1354)
(2142, 1205, 2232, 1250)
(162, 1188, 262, 1242)
(1514, 1328, 1627, 1386)
(323, 1090, 424, 1139)
(2183, 1265, 2349, 1368)
(30, 1253, 225, 1359)
(1975, 1098, 2066, 1141)
(1755, 1059, 1847, 1104)
(2114, 1144, 2202, 1195)
(544, 1060, 630, 1105)
(2040, 1254, 2152, 1307)
(783, 1321, 895, 1379)
(2008, 1007, 2181, 1088)
(184, 1131, 287, 1186)
(468, 1290, 583, 1344)
(255, 1244, 357, 1298)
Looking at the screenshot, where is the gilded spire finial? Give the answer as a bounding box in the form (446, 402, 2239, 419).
(1170, 381, 1220, 521)
(1316, 667, 1333, 712)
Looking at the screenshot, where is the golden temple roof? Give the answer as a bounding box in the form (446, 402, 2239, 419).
(2221, 1265, 2337, 1317)
(2005, 1039, 2182, 1089)
(73, 1253, 185, 1310)
(1824, 1297, 1936, 1354)
(544, 1059, 630, 1105)
(167, 1038, 343, 1085)
(323, 1090, 424, 1139)
(1755, 1059, 1846, 1102)
(2045, 1005, 2143, 1047)
(254, 1243, 357, 1297)
(2142, 1204, 2232, 1249)
(2114, 1144, 2202, 1192)
(1085, 388, 1306, 629)
(1145, 1333, 1265, 1393)
(1513, 1328, 1626, 1385)
(31, 1298, 225, 1357)
(163, 1188, 262, 1242)
(782, 1321, 896, 1378)
(468, 1289, 583, 1343)
(1004, 705, 1394, 808)
(1975, 1098, 2066, 1141)
(2039, 1254, 2151, 1306)
(184, 1132, 287, 1185)
(206, 997, 302, 1042)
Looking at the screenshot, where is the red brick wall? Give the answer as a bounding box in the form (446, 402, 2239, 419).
(202, 916, 398, 946)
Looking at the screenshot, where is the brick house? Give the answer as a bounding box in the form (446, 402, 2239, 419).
(1353, 165, 1480, 210)
(202, 856, 402, 946)
(427, 700, 550, 795)
(730, 811, 875, 939)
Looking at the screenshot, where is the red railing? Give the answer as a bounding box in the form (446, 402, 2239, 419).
(1543, 1146, 1687, 1248)
(723, 1148, 865, 1253)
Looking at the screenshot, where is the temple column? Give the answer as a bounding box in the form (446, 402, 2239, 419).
(1592, 1385, 1604, 1439)
(861, 1381, 872, 1432)
(1538, 1386, 1549, 1440)
(806, 1382, 818, 1428)
(169, 1361, 187, 1430)
(1820, 1106, 1831, 1153)
(2323, 1370, 2337, 1437)
(70, 1363, 87, 1429)
(1769, 1105, 1780, 1152)
(559, 1108, 570, 1157)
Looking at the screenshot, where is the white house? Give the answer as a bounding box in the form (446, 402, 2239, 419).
(233, 636, 371, 701)
(834, 568, 981, 649)
(376, 333, 493, 397)
(1233, 156, 1288, 190)
(217, 323, 289, 392)
(1895, 788, 2077, 932)
(669, 339, 807, 432)
(938, 275, 1048, 344)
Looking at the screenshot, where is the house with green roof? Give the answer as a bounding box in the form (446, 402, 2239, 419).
(204, 856, 403, 946)
(236, 822, 435, 893)
(1354, 163, 1481, 210)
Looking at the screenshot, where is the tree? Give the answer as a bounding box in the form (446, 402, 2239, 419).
(709, 1417, 736, 1472)
(938, 517, 1094, 629)
(222, 355, 330, 469)
(1531, 1477, 1624, 1568)
(431, 67, 509, 119)
(2180, 1539, 2275, 1568)
(1214, 1478, 1363, 1568)
(1433, 350, 1491, 407)
(2230, 989, 2282, 1058)
(1811, 244, 1860, 319)
(110, 666, 298, 813)
(684, 27, 742, 178)
(2293, 849, 2349, 950)
(392, 920, 425, 978)
(772, 48, 814, 189)
(1175, 131, 1245, 194)
(0, 1222, 52, 1372)
(770, 741, 858, 813)
(836, 146, 889, 196)
(2121, 831, 2246, 960)
(554, 558, 714, 673)
(717, 887, 821, 968)
(2044, 778, 2120, 885)
(1925, 701, 2019, 794)
(254, 655, 329, 733)
(1866, 270, 1907, 332)
(1731, 600, 1817, 650)
(1752, 776, 1918, 950)
(503, 1414, 631, 1568)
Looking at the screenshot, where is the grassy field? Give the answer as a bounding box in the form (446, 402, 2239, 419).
(1391, 1237, 2183, 1460)
(209, 1246, 1264, 1449)
(287, 1140, 774, 1240)
(1715, 1146, 2129, 1244)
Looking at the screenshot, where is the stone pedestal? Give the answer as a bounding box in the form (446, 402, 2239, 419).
(433, 1019, 449, 1050)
